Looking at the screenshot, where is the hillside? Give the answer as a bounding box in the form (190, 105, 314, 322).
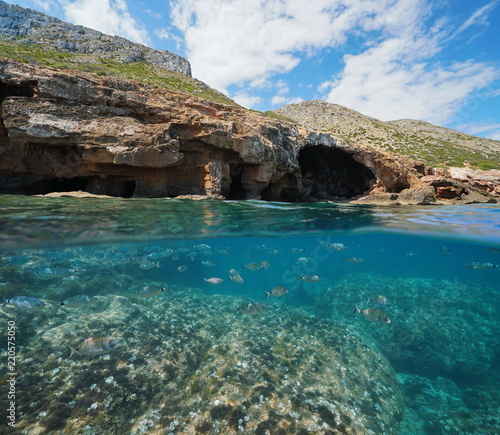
(274, 100, 500, 170)
(0, 1, 237, 106)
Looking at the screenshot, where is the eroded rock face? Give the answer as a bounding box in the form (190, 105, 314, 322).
(0, 59, 497, 203)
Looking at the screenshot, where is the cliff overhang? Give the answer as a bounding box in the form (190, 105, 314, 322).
(0, 59, 497, 204)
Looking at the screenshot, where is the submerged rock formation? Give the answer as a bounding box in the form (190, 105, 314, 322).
(0, 58, 497, 204)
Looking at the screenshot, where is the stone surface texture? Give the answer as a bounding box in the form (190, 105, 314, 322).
(0, 0, 191, 76)
(0, 58, 497, 203)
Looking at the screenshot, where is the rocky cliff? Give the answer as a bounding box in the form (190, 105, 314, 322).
(0, 58, 497, 204)
(0, 0, 191, 76)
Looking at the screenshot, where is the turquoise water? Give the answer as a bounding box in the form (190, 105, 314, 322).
(0, 196, 499, 434)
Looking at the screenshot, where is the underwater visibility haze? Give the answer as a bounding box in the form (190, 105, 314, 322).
(0, 196, 499, 434)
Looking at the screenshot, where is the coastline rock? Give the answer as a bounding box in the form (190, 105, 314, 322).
(0, 58, 497, 204)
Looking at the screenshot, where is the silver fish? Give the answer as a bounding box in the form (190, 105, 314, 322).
(204, 277, 224, 285)
(234, 302, 268, 314)
(263, 286, 288, 299)
(299, 274, 322, 282)
(354, 304, 391, 323)
(290, 248, 305, 254)
(229, 273, 244, 283)
(296, 257, 310, 264)
(243, 262, 261, 271)
(365, 295, 387, 305)
(135, 286, 168, 298)
(4, 296, 46, 311)
(344, 257, 364, 264)
(201, 260, 217, 267)
(60, 295, 97, 308)
(328, 243, 347, 251)
(64, 337, 118, 358)
(258, 260, 271, 270)
(466, 262, 498, 270)
(177, 265, 188, 272)
(229, 269, 239, 275)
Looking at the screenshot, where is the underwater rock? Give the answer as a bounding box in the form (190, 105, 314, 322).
(312, 274, 500, 378)
(0, 291, 404, 434)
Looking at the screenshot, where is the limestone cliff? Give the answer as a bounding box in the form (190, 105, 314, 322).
(0, 0, 191, 76)
(0, 58, 496, 204)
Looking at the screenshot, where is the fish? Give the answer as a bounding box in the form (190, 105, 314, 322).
(204, 277, 224, 285)
(328, 243, 347, 251)
(177, 265, 188, 272)
(465, 262, 499, 270)
(289, 248, 305, 254)
(7, 255, 31, 266)
(3, 296, 46, 311)
(135, 286, 168, 298)
(258, 260, 270, 270)
(195, 244, 211, 251)
(344, 257, 364, 264)
(299, 274, 323, 282)
(365, 295, 388, 305)
(229, 269, 239, 275)
(228, 273, 244, 283)
(243, 262, 261, 271)
(137, 259, 159, 270)
(201, 260, 217, 267)
(60, 295, 98, 308)
(64, 337, 119, 358)
(234, 302, 268, 314)
(35, 267, 78, 279)
(296, 257, 310, 264)
(263, 286, 289, 299)
(354, 304, 391, 323)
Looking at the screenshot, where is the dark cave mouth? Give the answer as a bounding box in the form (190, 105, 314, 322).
(298, 146, 375, 199)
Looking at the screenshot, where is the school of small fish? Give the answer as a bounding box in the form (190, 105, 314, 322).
(2, 239, 498, 360)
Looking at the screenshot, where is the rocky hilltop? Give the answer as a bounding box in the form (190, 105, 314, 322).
(0, 0, 191, 75)
(274, 100, 500, 170)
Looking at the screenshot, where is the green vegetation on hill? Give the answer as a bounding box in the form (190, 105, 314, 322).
(0, 39, 240, 107)
(275, 101, 500, 170)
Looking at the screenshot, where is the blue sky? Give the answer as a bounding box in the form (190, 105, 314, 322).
(5, 0, 500, 140)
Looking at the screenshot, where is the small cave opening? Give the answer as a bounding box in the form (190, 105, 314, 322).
(0, 80, 37, 103)
(23, 177, 89, 195)
(261, 174, 299, 202)
(228, 164, 246, 199)
(123, 180, 136, 198)
(298, 146, 375, 199)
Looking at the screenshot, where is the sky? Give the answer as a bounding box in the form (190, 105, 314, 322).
(5, 0, 500, 140)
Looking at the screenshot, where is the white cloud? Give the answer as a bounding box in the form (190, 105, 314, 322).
(169, 0, 401, 93)
(232, 91, 262, 109)
(457, 122, 500, 140)
(455, 0, 499, 35)
(62, 0, 150, 45)
(320, 1, 499, 125)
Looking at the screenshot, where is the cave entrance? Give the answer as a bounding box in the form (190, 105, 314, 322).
(45, 177, 88, 193)
(228, 164, 246, 199)
(298, 146, 374, 199)
(123, 181, 136, 198)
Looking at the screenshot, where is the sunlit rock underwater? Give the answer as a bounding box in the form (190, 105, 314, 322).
(0, 197, 499, 434)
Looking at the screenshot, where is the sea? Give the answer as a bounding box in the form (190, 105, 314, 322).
(0, 195, 499, 435)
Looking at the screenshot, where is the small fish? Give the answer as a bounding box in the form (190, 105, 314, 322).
(204, 277, 224, 285)
(195, 244, 211, 251)
(328, 243, 347, 251)
(228, 273, 244, 283)
(466, 262, 499, 270)
(7, 255, 30, 266)
(201, 260, 217, 267)
(296, 257, 310, 264)
(177, 265, 188, 272)
(258, 260, 270, 270)
(234, 302, 268, 314)
(243, 262, 261, 271)
(344, 257, 364, 264)
(135, 286, 167, 298)
(229, 269, 239, 275)
(365, 295, 387, 305)
(354, 304, 391, 323)
(60, 295, 97, 308)
(299, 274, 323, 282)
(289, 248, 305, 254)
(3, 296, 46, 311)
(137, 258, 159, 270)
(35, 267, 78, 279)
(263, 286, 289, 299)
(64, 337, 118, 358)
